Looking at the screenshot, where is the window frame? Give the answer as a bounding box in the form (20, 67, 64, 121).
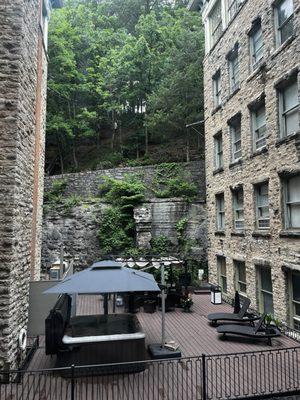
(249, 22, 264, 70)
(214, 132, 223, 169)
(216, 192, 225, 231)
(213, 70, 221, 108)
(254, 181, 270, 230)
(274, 0, 294, 47)
(227, 46, 240, 93)
(228, 0, 240, 22)
(289, 271, 300, 330)
(234, 260, 247, 295)
(283, 174, 300, 230)
(232, 187, 244, 230)
(278, 79, 299, 138)
(217, 256, 227, 293)
(228, 115, 242, 162)
(251, 101, 267, 151)
(209, 0, 223, 47)
(257, 266, 274, 314)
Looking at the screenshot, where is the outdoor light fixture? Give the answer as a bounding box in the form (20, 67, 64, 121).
(211, 285, 222, 304)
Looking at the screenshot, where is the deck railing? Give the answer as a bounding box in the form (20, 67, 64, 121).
(0, 346, 299, 400)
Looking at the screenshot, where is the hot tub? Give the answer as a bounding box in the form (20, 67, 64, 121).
(56, 314, 146, 374)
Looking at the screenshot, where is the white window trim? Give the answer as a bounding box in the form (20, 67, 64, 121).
(228, 54, 240, 93)
(230, 123, 242, 161)
(214, 133, 223, 169)
(257, 266, 273, 314)
(278, 80, 299, 138)
(274, 0, 294, 48)
(249, 25, 264, 70)
(252, 104, 267, 152)
(284, 175, 300, 230)
(216, 193, 225, 231)
(213, 72, 221, 108)
(255, 182, 270, 229)
(232, 188, 244, 230)
(234, 260, 246, 295)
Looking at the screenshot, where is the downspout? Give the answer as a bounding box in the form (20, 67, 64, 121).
(30, 0, 45, 279)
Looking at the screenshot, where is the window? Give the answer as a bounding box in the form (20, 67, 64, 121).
(228, 0, 240, 22)
(252, 102, 266, 151)
(216, 193, 225, 231)
(257, 267, 274, 314)
(255, 182, 270, 229)
(217, 256, 227, 293)
(275, 0, 294, 46)
(213, 70, 221, 108)
(279, 80, 299, 138)
(290, 272, 300, 330)
(249, 22, 264, 69)
(232, 187, 244, 230)
(229, 116, 242, 161)
(235, 260, 246, 294)
(284, 175, 300, 229)
(228, 47, 240, 93)
(209, 0, 222, 46)
(214, 132, 223, 169)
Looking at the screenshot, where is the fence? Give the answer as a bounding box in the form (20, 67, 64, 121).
(0, 346, 299, 400)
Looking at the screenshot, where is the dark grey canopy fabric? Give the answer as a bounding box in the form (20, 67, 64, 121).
(44, 260, 160, 295)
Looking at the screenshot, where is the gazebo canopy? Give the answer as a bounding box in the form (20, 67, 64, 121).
(44, 260, 160, 295)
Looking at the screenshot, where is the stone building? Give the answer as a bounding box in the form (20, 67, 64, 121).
(192, 0, 299, 326)
(0, 0, 62, 370)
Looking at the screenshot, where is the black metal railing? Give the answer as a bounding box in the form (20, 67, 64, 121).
(0, 346, 299, 400)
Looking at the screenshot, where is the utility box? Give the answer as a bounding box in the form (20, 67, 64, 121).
(49, 260, 68, 280)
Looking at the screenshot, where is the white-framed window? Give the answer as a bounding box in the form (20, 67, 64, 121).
(216, 192, 225, 231)
(252, 102, 266, 151)
(234, 260, 246, 294)
(279, 79, 299, 138)
(255, 182, 270, 229)
(257, 266, 274, 314)
(290, 272, 300, 330)
(209, 0, 222, 47)
(274, 0, 294, 47)
(228, 49, 240, 93)
(217, 256, 227, 293)
(284, 175, 300, 229)
(229, 117, 242, 161)
(232, 187, 244, 230)
(214, 132, 223, 169)
(228, 0, 241, 22)
(213, 70, 221, 108)
(249, 22, 264, 69)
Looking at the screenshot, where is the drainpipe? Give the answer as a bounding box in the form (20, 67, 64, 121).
(30, 0, 45, 280)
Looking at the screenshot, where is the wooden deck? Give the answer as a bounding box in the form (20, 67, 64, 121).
(1, 294, 300, 400)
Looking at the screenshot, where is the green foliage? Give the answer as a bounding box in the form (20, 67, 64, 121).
(155, 178, 198, 199)
(99, 176, 145, 208)
(44, 178, 67, 204)
(176, 217, 188, 242)
(98, 176, 145, 255)
(46, 1, 205, 173)
(150, 235, 173, 256)
(62, 194, 82, 211)
(98, 207, 134, 255)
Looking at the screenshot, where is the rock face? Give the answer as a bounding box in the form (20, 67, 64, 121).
(42, 162, 207, 270)
(0, 0, 53, 369)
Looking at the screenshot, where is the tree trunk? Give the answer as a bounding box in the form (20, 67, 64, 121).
(72, 141, 78, 170)
(145, 124, 148, 155)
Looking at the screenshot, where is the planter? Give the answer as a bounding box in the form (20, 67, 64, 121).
(144, 301, 156, 314)
(182, 307, 192, 313)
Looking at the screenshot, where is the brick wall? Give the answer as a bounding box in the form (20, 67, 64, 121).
(203, 0, 300, 323)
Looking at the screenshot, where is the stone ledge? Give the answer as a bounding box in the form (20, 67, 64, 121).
(249, 146, 268, 159)
(215, 231, 225, 236)
(213, 167, 224, 175)
(231, 231, 245, 237)
(252, 230, 271, 238)
(246, 61, 267, 83)
(229, 158, 243, 169)
(211, 104, 222, 116)
(270, 35, 296, 60)
(275, 131, 300, 147)
(279, 231, 300, 238)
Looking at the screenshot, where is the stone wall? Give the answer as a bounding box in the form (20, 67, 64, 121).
(203, 0, 300, 324)
(0, 0, 39, 370)
(42, 162, 207, 270)
(44, 161, 206, 201)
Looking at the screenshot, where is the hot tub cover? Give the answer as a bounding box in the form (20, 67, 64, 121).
(44, 260, 160, 295)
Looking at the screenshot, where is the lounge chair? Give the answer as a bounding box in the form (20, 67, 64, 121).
(208, 298, 258, 325)
(216, 314, 281, 345)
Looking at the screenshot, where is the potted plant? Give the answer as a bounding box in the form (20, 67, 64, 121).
(264, 314, 281, 334)
(180, 295, 193, 312)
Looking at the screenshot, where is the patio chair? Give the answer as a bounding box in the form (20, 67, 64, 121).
(216, 314, 281, 345)
(208, 298, 258, 325)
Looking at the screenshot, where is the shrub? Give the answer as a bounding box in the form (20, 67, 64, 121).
(150, 235, 173, 256)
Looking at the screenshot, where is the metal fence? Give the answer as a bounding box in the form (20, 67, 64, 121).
(0, 346, 299, 400)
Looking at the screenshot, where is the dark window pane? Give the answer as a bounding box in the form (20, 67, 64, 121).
(292, 273, 300, 302)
